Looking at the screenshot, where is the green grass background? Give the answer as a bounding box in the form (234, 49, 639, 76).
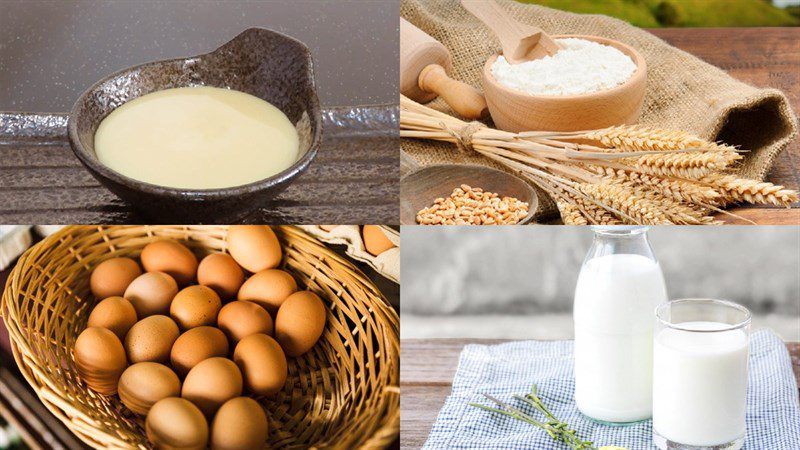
(517, 0, 800, 27)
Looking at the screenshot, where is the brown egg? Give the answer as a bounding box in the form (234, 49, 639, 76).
(217, 301, 273, 344)
(233, 334, 287, 397)
(275, 291, 327, 357)
(237, 269, 297, 315)
(87, 296, 138, 340)
(146, 397, 208, 450)
(362, 225, 396, 256)
(124, 272, 178, 318)
(125, 315, 179, 364)
(227, 225, 282, 273)
(170, 327, 229, 377)
(89, 257, 142, 299)
(197, 253, 244, 299)
(141, 239, 198, 286)
(170, 285, 222, 330)
(118, 362, 181, 415)
(74, 327, 127, 395)
(211, 397, 268, 450)
(182, 357, 243, 418)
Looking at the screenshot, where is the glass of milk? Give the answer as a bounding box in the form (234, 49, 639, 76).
(573, 226, 667, 424)
(653, 299, 750, 450)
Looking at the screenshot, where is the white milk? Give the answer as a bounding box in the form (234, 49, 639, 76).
(573, 253, 667, 423)
(653, 321, 748, 447)
(95, 86, 300, 189)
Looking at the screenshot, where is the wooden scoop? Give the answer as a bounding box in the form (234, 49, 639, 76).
(461, 0, 561, 64)
(400, 18, 488, 119)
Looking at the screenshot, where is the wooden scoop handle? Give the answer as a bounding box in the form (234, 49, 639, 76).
(461, 0, 560, 64)
(418, 64, 489, 120)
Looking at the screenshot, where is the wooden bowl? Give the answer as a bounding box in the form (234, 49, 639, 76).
(400, 164, 538, 225)
(481, 34, 647, 132)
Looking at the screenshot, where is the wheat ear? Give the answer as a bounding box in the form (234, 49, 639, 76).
(582, 125, 709, 151)
(700, 174, 799, 207)
(556, 200, 589, 225)
(618, 182, 719, 225)
(579, 182, 674, 225)
(592, 166, 719, 204)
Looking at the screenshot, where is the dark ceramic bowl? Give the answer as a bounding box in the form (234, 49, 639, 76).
(68, 28, 321, 223)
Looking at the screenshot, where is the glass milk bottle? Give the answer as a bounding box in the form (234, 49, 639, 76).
(573, 226, 667, 423)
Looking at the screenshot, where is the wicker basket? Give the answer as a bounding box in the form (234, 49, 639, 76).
(1, 225, 399, 449)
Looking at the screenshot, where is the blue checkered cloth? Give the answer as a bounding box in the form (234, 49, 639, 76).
(422, 329, 800, 450)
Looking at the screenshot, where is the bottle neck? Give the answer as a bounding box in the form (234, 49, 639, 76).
(587, 228, 656, 262)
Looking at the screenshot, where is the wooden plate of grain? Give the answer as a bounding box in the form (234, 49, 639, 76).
(400, 164, 538, 225)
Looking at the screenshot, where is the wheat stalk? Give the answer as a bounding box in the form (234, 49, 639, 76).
(399, 95, 798, 224)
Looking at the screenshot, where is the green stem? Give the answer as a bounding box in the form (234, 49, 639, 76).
(469, 386, 597, 450)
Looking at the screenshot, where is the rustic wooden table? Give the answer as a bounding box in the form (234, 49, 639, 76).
(648, 27, 800, 225)
(400, 338, 800, 450)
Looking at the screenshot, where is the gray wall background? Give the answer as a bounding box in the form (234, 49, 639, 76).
(402, 226, 800, 316)
(0, 0, 398, 111)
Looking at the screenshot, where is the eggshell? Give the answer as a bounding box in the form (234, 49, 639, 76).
(211, 397, 268, 450)
(87, 296, 138, 340)
(170, 285, 222, 330)
(197, 253, 244, 300)
(170, 326, 229, 377)
(233, 334, 287, 397)
(74, 327, 127, 395)
(362, 225, 396, 256)
(319, 225, 338, 232)
(275, 291, 327, 357)
(141, 239, 198, 286)
(146, 397, 208, 450)
(124, 272, 178, 318)
(182, 357, 243, 418)
(237, 269, 297, 314)
(125, 315, 179, 364)
(89, 257, 142, 299)
(227, 225, 282, 273)
(217, 301, 273, 344)
(118, 362, 181, 415)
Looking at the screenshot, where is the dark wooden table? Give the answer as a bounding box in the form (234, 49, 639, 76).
(648, 27, 800, 224)
(401, 338, 800, 450)
(0, 106, 398, 224)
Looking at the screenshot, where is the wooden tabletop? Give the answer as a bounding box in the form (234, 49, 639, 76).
(647, 27, 800, 224)
(0, 105, 398, 224)
(401, 338, 800, 450)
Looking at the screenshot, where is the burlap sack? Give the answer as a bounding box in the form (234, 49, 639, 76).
(298, 225, 400, 283)
(401, 0, 798, 219)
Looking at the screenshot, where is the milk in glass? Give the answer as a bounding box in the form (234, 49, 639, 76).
(653, 300, 750, 449)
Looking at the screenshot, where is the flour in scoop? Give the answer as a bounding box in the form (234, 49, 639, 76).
(490, 38, 637, 96)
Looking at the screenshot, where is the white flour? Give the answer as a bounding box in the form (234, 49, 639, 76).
(490, 38, 637, 96)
